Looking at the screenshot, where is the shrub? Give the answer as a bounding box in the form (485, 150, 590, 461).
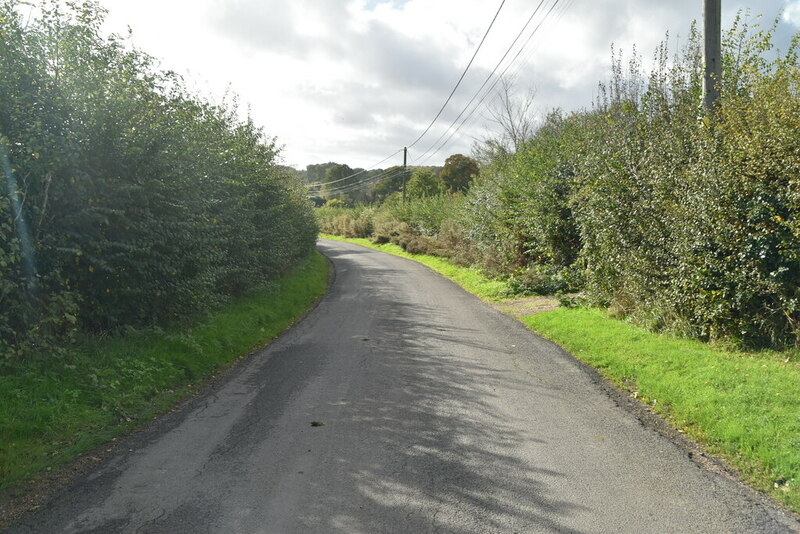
(0, 2, 317, 358)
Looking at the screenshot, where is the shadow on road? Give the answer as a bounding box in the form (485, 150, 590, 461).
(285, 245, 589, 532)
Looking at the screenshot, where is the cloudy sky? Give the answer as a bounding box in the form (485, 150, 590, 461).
(90, 0, 800, 170)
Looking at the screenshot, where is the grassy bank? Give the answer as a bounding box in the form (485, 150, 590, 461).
(320, 234, 510, 299)
(323, 234, 800, 514)
(0, 251, 329, 495)
(526, 308, 800, 512)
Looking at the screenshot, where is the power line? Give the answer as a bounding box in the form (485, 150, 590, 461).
(312, 163, 405, 196)
(413, 0, 560, 164)
(406, 0, 507, 149)
(414, 0, 566, 165)
(324, 168, 402, 195)
(318, 166, 406, 196)
(311, 0, 571, 196)
(500, 0, 575, 88)
(306, 148, 404, 190)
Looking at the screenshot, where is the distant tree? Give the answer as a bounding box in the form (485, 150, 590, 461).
(406, 168, 442, 198)
(440, 154, 479, 192)
(370, 166, 406, 202)
(323, 163, 354, 184)
(306, 162, 339, 184)
(275, 165, 304, 182)
(321, 163, 354, 199)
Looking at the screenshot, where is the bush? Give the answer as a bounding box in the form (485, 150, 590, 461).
(316, 204, 375, 238)
(570, 17, 800, 347)
(0, 2, 317, 359)
(464, 111, 582, 275)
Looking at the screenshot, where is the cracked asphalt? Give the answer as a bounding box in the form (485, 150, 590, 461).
(7, 239, 799, 533)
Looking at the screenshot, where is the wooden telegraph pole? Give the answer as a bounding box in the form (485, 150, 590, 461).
(402, 147, 407, 204)
(703, 0, 721, 111)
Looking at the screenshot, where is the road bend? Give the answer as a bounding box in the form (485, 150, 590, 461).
(8, 239, 799, 533)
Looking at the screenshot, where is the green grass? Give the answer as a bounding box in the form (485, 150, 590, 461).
(525, 307, 800, 512)
(321, 233, 800, 513)
(319, 234, 510, 300)
(0, 251, 329, 494)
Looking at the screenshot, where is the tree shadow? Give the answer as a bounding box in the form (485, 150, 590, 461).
(263, 244, 591, 532)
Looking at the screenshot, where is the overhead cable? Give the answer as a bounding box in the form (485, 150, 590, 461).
(406, 0, 507, 149)
(306, 148, 404, 190)
(317, 166, 406, 196)
(414, 0, 566, 165)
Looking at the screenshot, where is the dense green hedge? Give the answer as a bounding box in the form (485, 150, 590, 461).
(473, 18, 800, 347)
(0, 2, 317, 359)
(319, 17, 800, 348)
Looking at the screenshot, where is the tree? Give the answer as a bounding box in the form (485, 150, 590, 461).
(323, 163, 354, 184)
(473, 77, 538, 165)
(306, 162, 338, 184)
(0, 1, 318, 354)
(440, 154, 479, 193)
(321, 163, 354, 199)
(489, 77, 537, 152)
(406, 168, 441, 198)
(370, 166, 406, 202)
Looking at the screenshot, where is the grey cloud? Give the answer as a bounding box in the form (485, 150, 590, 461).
(213, 1, 465, 98)
(215, 2, 306, 55)
(341, 19, 462, 93)
(214, 1, 351, 56)
(213, 0, 799, 168)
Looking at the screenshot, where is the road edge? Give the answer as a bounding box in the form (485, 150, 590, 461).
(0, 249, 335, 532)
(322, 236, 800, 529)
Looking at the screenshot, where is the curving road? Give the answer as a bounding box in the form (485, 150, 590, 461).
(8, 239, 799, 533)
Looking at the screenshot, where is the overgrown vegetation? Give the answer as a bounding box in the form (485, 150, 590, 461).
(0, 1, 318, 360)
(318, 15, 800, 350)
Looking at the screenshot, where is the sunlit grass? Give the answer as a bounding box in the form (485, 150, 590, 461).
(525, 307, 800, 512)
(0, 252, 329, 494)
(321, 233, 800, 514)
(319, 234, 510, 300)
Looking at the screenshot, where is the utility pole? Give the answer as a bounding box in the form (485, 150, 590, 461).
(402, 147, 407, 205)
(703, 0, 721, 112)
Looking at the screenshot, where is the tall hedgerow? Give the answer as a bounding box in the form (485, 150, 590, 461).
(318, 13, 800, 348)
(572, 30, 705, 322)
(674, 26, 800, 345)
(0, 1, 317, 359)
(572, 15, 800, 347)
(464, 110, 583, 276)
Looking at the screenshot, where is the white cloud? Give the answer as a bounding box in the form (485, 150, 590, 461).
(783, 0, 800, 26)
(97, 0, 795, 170)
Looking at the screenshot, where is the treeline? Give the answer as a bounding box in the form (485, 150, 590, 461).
(0, 1, 317, 359)
(306, 161, 447, 206)
(310, 153, 480, 208)
(319, 17, 800, 349)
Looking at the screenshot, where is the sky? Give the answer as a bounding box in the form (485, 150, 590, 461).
(85, 0, 800, 170)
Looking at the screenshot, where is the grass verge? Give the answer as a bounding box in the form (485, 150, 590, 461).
(322, 233, 799, 514)
(525, 308, 800, 512)
(0, 251, 329, 495)
(319, 234, 510, 300)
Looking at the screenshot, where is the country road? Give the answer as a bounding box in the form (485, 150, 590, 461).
(8, 239, 799, 533)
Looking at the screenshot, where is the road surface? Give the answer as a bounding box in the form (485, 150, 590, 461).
(8, 239, 799, 533)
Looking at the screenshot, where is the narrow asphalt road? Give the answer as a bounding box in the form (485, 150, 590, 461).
(8, 239, 799, 533)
